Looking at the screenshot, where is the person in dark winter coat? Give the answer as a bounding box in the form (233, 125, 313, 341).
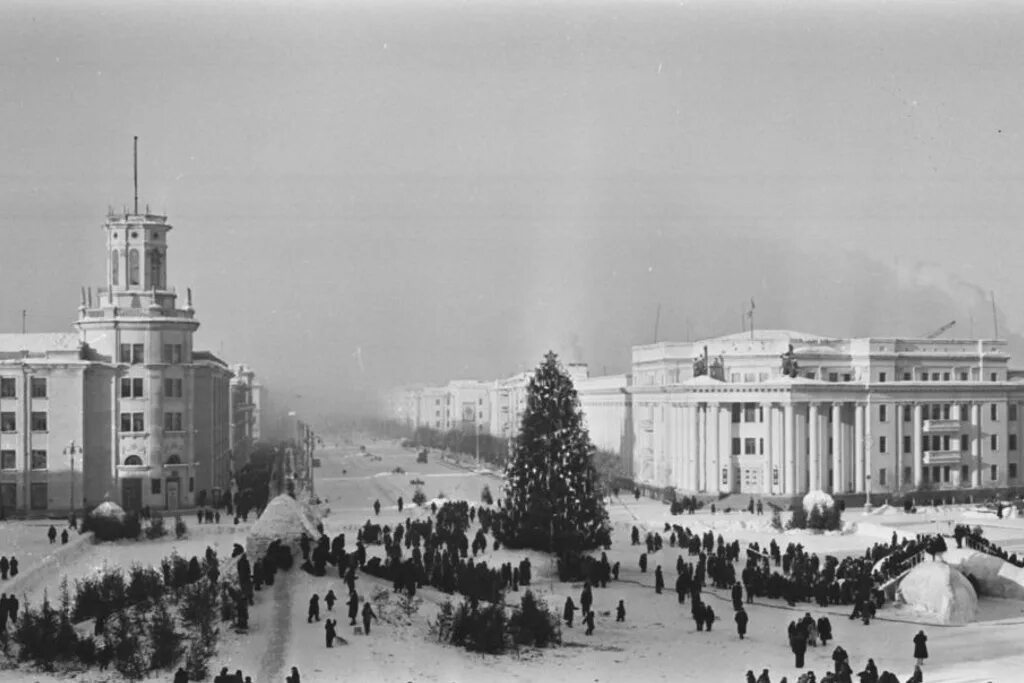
(817, 616, 833, 646)
(48, 525, 57, 544)
(9, 557, 17, 577)
(756, 669, 772, 683)
(905, 664, 922, 683)
(347, 591, 359, 625)
(616, 600, 625, 622)
(173, 667, 189, 683)
(832, 646, 849, 674)
(61, 528, 69, 544)
(654, 566, 664, 594)
(581, 583, 593, 615)
(732, 582, 743, 610)
(859, 658, 879, 683)
(361, 602, 377, 635)
(0, 556, 8, 580)
(325, 589, 337, 611)
(307, 594, 320, 623)
(913, 630, 928, 666)
(373, 499, 381, 516)
(397, 496, 404, 513)
(704, 604, 715, 631)
(639, 553, 648, 573)
(746, 672, 757, 683)
(325, 618, 338, 648)
(735, 607, 748, 639)
(584, 610, 595, 635)
(791, 627, 808, 668)
(286, 666, 301, 683)
(563, 597, 577, 627)
(612, 561, 620, 580)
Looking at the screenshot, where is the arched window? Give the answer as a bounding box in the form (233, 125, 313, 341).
(149, 249, 164, 289)
(128, 249, 140, 285)
(165, 454, 182, 465)
(123, 455, 143, 466)
(111, 250, 119, 285)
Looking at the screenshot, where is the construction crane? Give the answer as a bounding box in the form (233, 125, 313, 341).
(923, 320, 956, 339)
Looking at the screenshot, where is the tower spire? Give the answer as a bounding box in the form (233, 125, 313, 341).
(133, 136, 138, 215)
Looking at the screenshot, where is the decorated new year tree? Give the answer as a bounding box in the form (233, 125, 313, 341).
(496, 351, 611, 552)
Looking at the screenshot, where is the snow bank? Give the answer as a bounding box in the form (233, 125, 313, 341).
(896, 560, 978, 625)
(943, 549, 1024, 600)
(246, 494, 322, 560)
(850, 521, 910, 543)
(802, 490, 835, 514)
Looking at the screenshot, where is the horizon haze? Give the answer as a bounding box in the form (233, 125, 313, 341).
(3, 1, 1024, 420)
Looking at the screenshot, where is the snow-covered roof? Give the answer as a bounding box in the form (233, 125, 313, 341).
(705, 329, 835, 344)
(680, 375, 724, 386)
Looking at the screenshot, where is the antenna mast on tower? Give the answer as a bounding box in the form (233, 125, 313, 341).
(133, 136, 139, 215)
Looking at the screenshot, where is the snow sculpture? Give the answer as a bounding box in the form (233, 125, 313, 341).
(897, 560, 978, 625)
(246, 493, 322, 560)
(943, 549, 1024, 600)
(89, 500, 126, 522)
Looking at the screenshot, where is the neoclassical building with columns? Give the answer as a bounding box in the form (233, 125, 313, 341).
(630, 330, 1024, 496)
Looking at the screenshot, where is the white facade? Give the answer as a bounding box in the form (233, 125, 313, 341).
(631, 330, 1024, 495)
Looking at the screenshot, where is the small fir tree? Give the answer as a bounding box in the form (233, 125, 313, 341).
(496, 351, 611, 552)
(148, 599, 184, 670)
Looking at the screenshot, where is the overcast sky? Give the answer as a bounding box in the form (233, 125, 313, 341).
(2, 1, 1024, 417)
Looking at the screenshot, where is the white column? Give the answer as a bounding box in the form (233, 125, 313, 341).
(808, 402, 820, 492)
(913, 403, 924, 488)
(763, 402, 774, 495)
(688, 404, 699, 492)
(708, 403, 720, 493)
(720, 404, 733, 493)
(855, 402, 866, 494)
(971, 402, 981, 488)
(784, 402, 796, 494)
(697, 405, 706, 492)
(831, 402, 842, 494)
(895, 406, 904, 491)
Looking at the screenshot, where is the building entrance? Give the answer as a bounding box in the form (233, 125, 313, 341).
(166, 480, 180, 510)
(121, 478, 142, 512)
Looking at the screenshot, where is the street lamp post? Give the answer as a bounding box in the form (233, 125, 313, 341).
(865, 435, 874, 512)
(475, 423, 480, 468)
(64, 440, 82, 518)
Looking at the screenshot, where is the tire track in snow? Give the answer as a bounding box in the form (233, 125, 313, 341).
(258, 570, 294, 682)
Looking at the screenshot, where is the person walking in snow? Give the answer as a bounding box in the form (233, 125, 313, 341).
(639, 552, 648, 573)
(616, 600, 626, 622)
(307, 594, 321, 623)
(47, 525, 56, 544)
(397, 496, 404, 513)
(654, 566, 664, 594)
(704, 603, 715, 631)
(735, 607, 748, 639)
(912, 630, 928, 667)
(732, 582, 743, 610)
(61, 528, 69, 544)
(584, 610, 595, 636)
(791, 626, 808, 668)
(347, 591, 359, 625)
(580, 582, 593, 615)
(325, 589, 337, 611)
(563, 597, 577, 628)
(361, 601, 377, 635)
(373, 499, 381, 516)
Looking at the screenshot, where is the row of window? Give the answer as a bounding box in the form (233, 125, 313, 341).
(118, 412, 185, 432)
(0, 377, 48, 399)
(750, 463, 1014, 489)
(0, 412, 48, 432)
(120, 378, 184, 399)
(729, 432, 1014, 457)
(1, 449, 49, 469)
(1, 479, 194, 512)
(118, 343, 185, 365)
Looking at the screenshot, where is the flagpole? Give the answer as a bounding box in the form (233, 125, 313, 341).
(749, 298, 755, 341)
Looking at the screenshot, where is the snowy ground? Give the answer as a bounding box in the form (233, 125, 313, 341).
(4, 439, 1023, 682)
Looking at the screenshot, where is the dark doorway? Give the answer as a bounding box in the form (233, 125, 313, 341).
(121, 478, 143, 512)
